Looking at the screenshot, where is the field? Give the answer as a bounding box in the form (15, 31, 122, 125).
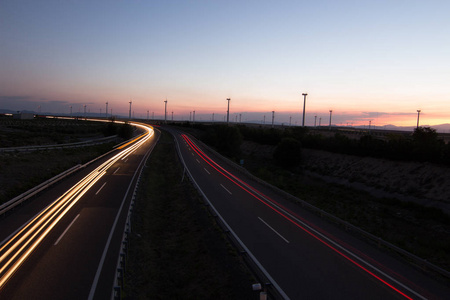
(0, 117, 117, 204)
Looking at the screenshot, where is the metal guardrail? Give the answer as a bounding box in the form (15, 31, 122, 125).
(0, 136, 125, 216)
(111, 129, 160, 300)
(0, 164, 82, 216)
(187, 133, 450, 281)
(0, 135, 118, 152)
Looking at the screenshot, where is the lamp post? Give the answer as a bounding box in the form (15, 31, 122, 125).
(314, 115, 317, 127)
(416, 110, 421, 129)
(271, 111, 275, 128)
(129, 101, 132, 120)
(329, 110, 333, 130)
(226, 98, 231, 126)
(105, 102, 108, 118)
(302, 93, 308, 127)
(164, 99, 167, 124)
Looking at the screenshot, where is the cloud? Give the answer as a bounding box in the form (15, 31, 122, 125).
(0, 95, 87, 113)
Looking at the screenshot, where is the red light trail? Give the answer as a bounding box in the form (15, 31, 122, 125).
(181, 134, 424, 300)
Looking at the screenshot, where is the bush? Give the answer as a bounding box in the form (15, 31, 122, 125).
(273, 137, 302, 168)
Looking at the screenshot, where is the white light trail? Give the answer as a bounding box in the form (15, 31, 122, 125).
(0, 120, 154, 290)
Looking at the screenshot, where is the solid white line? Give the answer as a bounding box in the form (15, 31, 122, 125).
(196, 158, 200, 163)
(95, 182, 107, 195)
(220, 184, 232, 195)
(204, 168, 210, 175)
(258, 217, 290, 243)
(113, 167, 120, 174)
(54, 214, 80, 245)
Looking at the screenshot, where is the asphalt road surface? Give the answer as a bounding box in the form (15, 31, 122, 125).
(168, 126, 449, 300)
(0, 122, 159, 300)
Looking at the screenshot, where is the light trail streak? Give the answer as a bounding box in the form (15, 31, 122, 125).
(181, 134, 423, 300)
(0, 121, 154, 290)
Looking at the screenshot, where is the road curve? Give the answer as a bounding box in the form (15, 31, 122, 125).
(168, 127, 449, 300)
(0, 121, 158, 300)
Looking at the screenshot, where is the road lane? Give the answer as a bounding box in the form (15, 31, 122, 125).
(0, 122, 158, 300)
(170, 127, 450, 300)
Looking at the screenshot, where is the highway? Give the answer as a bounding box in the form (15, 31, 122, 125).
(169, 127, 450, 300)
(0, 121, 158, 300)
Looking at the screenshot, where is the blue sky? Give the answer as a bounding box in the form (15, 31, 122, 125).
(1, 0, 449, 127)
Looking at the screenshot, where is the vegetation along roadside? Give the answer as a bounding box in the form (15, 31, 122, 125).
(123, 131, 255, 299)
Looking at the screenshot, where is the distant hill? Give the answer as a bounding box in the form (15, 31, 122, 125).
(384, 123, 450, 133)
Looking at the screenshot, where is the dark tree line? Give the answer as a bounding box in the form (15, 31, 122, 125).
(239, 125, 450, 166)
(180, 123, 450, 167)
(103, 122, 135, 140)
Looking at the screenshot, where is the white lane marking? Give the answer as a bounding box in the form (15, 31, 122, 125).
(220, 184, 232, 195)
(95, 182, 107, 195)
(196, 159, 200, 163)
(258, 217, 290, 244)
(113, 167, 120, 174)
(191, 152, 194, 156)
(204, 168, 210, 175)
(54, 214, 80, 245)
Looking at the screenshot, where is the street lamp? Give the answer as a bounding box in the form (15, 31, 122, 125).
(164, 99, 168, 124)
(226, 98, 231, 126)
(129, 101, 132, 120)
(416, 110, 421, 129)
(329, 110, 333, 130)
(302, 93, 308, 127)
(271, 111, 275, 128)
(105, 102, 108, 118)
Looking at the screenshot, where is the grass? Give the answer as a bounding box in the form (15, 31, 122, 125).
(0, 143, 115, 204)
(123, 132, 255, 299)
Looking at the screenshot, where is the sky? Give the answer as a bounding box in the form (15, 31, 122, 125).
(1, 0, 449, 128)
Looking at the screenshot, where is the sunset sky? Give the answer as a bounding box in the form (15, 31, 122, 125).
(1, 1, 449, 127)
